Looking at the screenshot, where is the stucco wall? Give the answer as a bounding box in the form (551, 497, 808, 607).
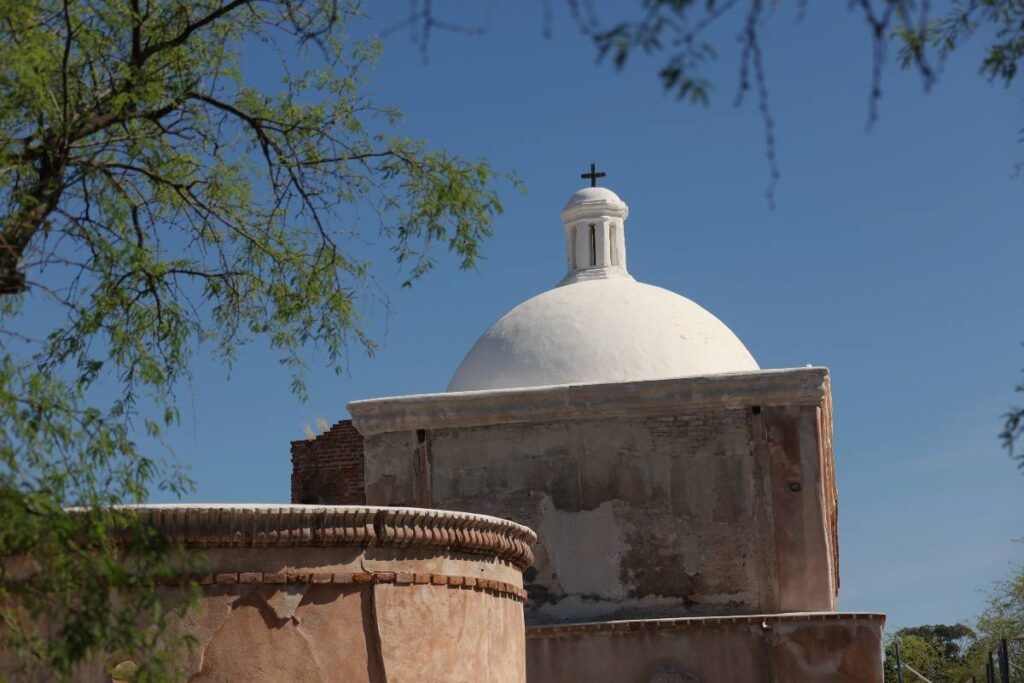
(525, 612, 885, 683)
(166, 566, 526, 683)
(6, 505, 535, 683)
(350, 369, 839, 625)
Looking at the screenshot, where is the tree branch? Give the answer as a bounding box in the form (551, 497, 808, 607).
(139, 0, 254, 63)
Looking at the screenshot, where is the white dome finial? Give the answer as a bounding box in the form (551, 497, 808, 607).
(559, 184, 630, 286)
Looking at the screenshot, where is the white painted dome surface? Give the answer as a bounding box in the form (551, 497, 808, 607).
(562, 187, 627, 218)
(447, 277, 758, 392)
(447, 182, 759, 392)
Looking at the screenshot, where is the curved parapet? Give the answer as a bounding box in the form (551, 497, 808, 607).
(32, 505, 537, 683)
(121, 503, 535, 570)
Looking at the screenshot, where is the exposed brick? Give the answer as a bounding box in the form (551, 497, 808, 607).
(395, 572, 414, 585)
(214, 573, 238, 585)
(264, 572, 286, 584)
(413, 573, 431, 584)
(430, 574, 446, 586)
(352, 572, 372, 584)
(290, 420, 365, 505)
(374, 571, 396, 583)
(239, 572, 262, 584)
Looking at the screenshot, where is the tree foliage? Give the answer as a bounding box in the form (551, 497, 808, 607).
(884, 624, 976, 682)
(974, 562, 1024, 652)
(591, 0, 1024, 204)
(0, 0, 508, 678)
(885, 563, 1024, 682)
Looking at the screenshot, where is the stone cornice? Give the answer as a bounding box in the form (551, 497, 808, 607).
(525, 611, 885, 638)
(108, 505, 536, 570)
(348, 368, 830, 437)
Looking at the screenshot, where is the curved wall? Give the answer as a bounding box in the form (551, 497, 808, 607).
(61, 505, 535, 683)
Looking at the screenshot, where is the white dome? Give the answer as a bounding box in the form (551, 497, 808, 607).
(447, 181, 759, 392)
(447, 277, 758, 392)
(562, 186, 627, 217)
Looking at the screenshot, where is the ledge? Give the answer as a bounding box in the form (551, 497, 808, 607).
(348, 367, 830, 436)
(163, 569, 529, 601)
(525, 611, 885, 638)
(102, 504, 536, 570)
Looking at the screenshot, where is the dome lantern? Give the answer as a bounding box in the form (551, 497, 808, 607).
(559, 186, 630, 285)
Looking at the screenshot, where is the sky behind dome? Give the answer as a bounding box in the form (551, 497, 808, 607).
(142, 3, 1024, 630)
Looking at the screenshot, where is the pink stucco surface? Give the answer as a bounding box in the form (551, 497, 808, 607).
(526, 612, 885, 683)
(4, 505, 534, 683)
(168, 579, 526, 682)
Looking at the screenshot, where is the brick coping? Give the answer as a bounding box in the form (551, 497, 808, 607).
(169, 569, 527, 602)
(93, 505, 536, 569)
(525, 611, 886, 638)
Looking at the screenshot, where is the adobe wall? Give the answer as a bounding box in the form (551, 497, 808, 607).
(525, 612, 885, 683)
(349, 368, 839, 625)
(290, 420, 365, 504)
(20, 505, 535, 683)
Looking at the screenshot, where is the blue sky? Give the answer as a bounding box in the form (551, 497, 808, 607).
(141, 3, 1023, 629)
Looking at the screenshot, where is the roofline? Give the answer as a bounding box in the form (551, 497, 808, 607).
(348, 367, 830, 436)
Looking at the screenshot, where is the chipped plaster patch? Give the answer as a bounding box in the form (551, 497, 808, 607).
(538, 498, 627, 600)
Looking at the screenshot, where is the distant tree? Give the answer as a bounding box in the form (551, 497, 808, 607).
(971, 562, 1024, 670)
(0, 0, 508, 679)
(886, 565, 1024, 682)
(885, 635, 936, 682)
(978, 564, 1024, 635)
(900, 623, 977, 663)
(884, 624, 976, 682)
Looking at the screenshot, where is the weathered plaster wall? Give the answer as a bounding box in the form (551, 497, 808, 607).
(525, 612, 885, 683)
(167, 569, 526, 683)
(419, 410, 769, 623)
(350, 369, 839, 625)
(8, 505, 534, 683)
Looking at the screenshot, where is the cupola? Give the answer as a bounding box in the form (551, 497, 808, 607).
(559, 186, 630, 284)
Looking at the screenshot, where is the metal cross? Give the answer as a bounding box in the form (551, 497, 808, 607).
(580, 163, 606, 188)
